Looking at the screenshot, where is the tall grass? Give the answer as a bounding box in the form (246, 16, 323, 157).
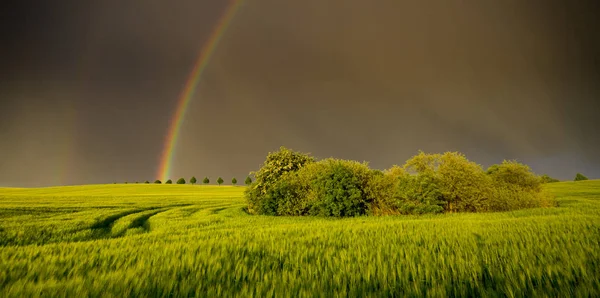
(0, 182, 599, 296)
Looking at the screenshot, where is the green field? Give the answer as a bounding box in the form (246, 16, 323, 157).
(1, 181, 599, 297)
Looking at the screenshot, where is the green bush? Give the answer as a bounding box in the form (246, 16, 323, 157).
(217, 177, 224, 186)
(364, 169, 402, 215)
(487, 161, 542, 192)
(203, 177, 210, 184)
(402, 152, 492, 212)
(575, 173, 589, 181)
(165, 180, 172, 184)
(486, 161, 554, 210)
(190, 177, 197, 185)
(395, 171, 445, 214)
(540, 174, 560, 183)
(303, 159, 372, 217)
(245, 148, 555, 217)
(177, 178, 186, 184)
(154, 180, 161, 184)
(246, 147, 315, 214)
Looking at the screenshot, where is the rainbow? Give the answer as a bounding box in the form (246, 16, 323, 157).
(156, 0, 244, 182)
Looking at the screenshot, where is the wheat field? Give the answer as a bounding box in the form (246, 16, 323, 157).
(1, 181, 599, 297)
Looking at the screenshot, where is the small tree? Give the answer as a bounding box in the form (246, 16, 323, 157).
(190, 176, 197, 185)
(177, 178, 186, 184)
(232, 177, 237, 185)
(575, 173, 589, 181)
(203, 177, 210, 184)
(154, 180, 162, 184)
(245, 176, 252, 186)
(217, 177, 224, 186)
(540, 175, 559, 183)
(165, 179, 172, 184)
(144, 181, 149, 184)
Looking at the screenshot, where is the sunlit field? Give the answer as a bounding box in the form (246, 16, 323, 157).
(1, 181, 599, 297)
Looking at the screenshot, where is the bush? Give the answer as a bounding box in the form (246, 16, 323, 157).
(402, 152, 492, 212)
(190, 177, 197, 185)
(540, 174, 560, 183)
(245, 148, 555, 217)
(177, 178, 186, 184)
(217, 177, 224, 186)
(252, 159, 373, 217)
(575, 173, 589, 181)
(395, 171, 445, 214)
(364, 169, 402, 215)
(303, 159, 373, 217)
(486, 161, 542, 192)
(154, 180, 161, 184)
(165, 180, 172, 184)
(203, 177, 210, 184)
(486, 161, 554, 210)
(246, 147, 315, 214)
(245, 176, 252, 185)
(231, 178, 237, 185)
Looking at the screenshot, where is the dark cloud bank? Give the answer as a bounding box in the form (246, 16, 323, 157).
(1, 0, 599, 187)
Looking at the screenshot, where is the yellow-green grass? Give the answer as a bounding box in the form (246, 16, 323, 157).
(0, 181, 599, 297)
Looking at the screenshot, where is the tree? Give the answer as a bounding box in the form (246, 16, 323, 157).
(190, 176, 197, 185)
(231, 177, 237, 185)
(217, 177, 224, 186)
(245, 176, 252, 185)
(177, 178, 186, 184)
(154, 180, 162, 184)
(203, 177, 210, 184)
(540, 174, 559, 183)
(575, 173, 589, 181)
(165, 179, 172, 184)
(144, 181, 149, 184)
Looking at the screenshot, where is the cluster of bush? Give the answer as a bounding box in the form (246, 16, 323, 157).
(245, 147, 557, 217)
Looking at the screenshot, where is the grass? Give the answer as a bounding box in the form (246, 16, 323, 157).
(0, 181, 599, 297)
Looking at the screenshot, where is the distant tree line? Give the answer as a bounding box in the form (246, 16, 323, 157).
(245, 147, 563, 217)
(139, 176, 253, 186)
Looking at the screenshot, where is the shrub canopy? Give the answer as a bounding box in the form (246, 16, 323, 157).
(246, 147, 315, 214)
(575, 173, 589, 181)
(245, 148, 555, 217)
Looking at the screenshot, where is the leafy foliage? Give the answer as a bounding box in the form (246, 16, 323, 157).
(217, 177, 224, 186)
(404, 152, 493, 212)
(540, 174, 560, 183)
(246, 148, 554, 216)
(575, 173, 589, 181)
(203, 177, 210, 184)
(177, 178, 186, 184)
(231, 177, 237, 185)
(303, 159, 373, 217)
(165, 180, 172, 184)
(246, 147, 315, 214)
(245, 176, 252, 185)
(190, 177, 197, 185)
(154, 180, 161, 184)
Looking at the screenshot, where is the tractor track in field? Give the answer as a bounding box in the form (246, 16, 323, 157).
(90, 204, 193, 239)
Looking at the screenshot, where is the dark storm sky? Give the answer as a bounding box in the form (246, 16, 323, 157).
(1, 0, 599, 187)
